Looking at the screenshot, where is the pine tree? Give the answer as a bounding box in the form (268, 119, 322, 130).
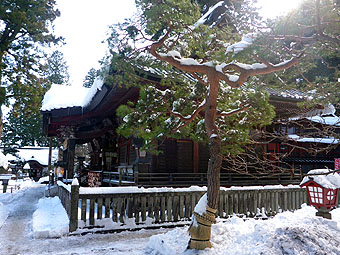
(83, 68, 98, 88)
(103, 0, 311, 249)
(260, 0, 340, 106)
(0, 0, 61, 136)
(46, 50, 70, 85)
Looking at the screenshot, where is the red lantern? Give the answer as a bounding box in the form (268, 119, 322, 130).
(300, 169, 340, 219)
(300, 181, 338, 209)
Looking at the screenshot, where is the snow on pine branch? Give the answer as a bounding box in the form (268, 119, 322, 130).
(226, 33, 257, 54)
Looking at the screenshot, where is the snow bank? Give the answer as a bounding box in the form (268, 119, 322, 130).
(300, 169, 340, 189)
(32, 197, 69, 238)
(146, 205, 340, 254)
(0, 202, 9, 229)
(37, 176, 49, 184)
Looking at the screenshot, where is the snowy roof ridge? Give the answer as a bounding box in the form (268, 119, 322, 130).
(288, 134, 339, 145)
(41, 77, 104, 112)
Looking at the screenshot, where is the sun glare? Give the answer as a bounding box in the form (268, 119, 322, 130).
(257, 0, 304, 19)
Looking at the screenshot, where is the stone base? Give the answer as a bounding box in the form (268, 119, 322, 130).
(316, 207, 332, 219)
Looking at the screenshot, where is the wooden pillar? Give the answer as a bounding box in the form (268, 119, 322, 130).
(48, 137, 53, 183)
(193, 142, 199, 173)
(48, 137, 52, 171)
(69, 183, 79, 232)
(66, 139, 76, 179)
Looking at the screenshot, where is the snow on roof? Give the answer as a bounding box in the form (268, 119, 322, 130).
(41, 77, 104, 111)
(288, 134, 339, 144)
(193, 1, 224, 28)
(307, 115, 340, 126)
(300, 169, 340, 189)
(0, 151, 8, 169)
(14, 147, 59, 166)
(288, 104, 336, 119)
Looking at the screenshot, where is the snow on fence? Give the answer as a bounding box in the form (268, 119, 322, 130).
(52, 183, 313, 232)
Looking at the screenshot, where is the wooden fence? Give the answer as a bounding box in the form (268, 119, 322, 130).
(102, 171, 302, 187)
(53, 184, 311, 232)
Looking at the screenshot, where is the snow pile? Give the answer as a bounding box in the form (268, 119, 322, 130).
(32, 197, 69, 238)
(300, 169, 340, 189)
(37, 176, 49, 184)
(146, 205, 340, 255)
(0, 202, 9, 229)
(0, 151, 8, 169)
(194, 193, 207, 216)
(41, 77, 104, 111)
(20, 178, 42, 189)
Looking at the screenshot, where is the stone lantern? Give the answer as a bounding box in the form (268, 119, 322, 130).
(300, 169, 340, 219)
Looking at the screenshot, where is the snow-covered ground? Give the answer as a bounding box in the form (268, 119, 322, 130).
(2, 180, 340, 254)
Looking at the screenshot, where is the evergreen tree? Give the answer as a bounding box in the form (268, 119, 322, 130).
(1, 49, 69, 151)
(46, 50, 70, 85)
(257, 0, 340, 106)
(0, 0, 61, 136)
(1, 109, 50, 151)
(83, 68, 98, 88)
(104, 0, 308, 249)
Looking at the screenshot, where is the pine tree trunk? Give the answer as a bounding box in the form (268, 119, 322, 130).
(188, 74, 221, 250)
(207, 136, 222, 209)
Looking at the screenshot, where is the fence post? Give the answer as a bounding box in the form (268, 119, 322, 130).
(119, 167, 122, 186)
(69, 183, 79, 232)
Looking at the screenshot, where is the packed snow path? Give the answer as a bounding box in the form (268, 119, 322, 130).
(0, 186, 45, 254)
(0, 185, 169, 255)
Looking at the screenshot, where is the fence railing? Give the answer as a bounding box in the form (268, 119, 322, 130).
(102, 171, 302, 187)
(52, 184, 310, 232)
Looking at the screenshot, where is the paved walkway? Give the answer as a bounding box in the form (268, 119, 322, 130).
(0, 187, 172, 255)
(0, 187, 45, 254)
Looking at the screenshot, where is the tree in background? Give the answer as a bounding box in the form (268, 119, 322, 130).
(83, 68, 98, 88)
(0, 0, 61, 136)
(1, 50, 69, 151)
(1, 106, 51, 154)
(45, 50, 70, 85)
(258, 0, 339, 105)
(235, 0, 340, 176)
(104, 0, 309, 249)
